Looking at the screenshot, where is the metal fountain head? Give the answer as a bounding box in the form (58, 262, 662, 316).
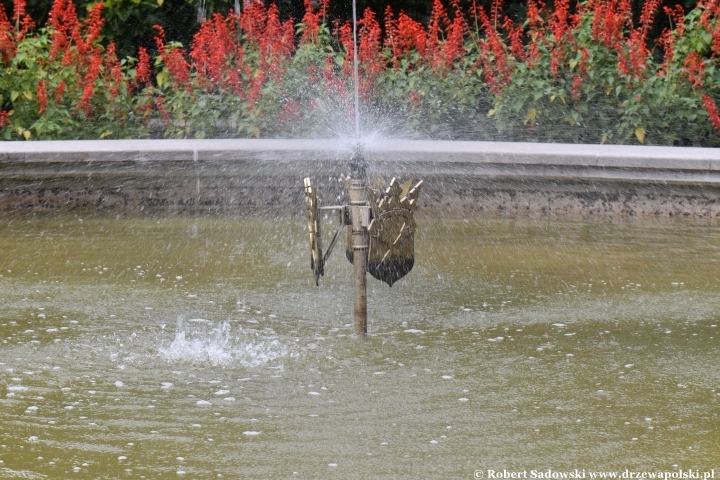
(303, 146, 422, 335)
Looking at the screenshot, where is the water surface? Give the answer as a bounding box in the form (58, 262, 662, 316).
(1, 214, 719, 477)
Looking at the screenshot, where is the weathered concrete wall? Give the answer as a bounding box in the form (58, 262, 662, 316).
(1, 139, 720, 217)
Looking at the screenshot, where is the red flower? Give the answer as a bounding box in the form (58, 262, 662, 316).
(12, 0, 35, 40)
(550, 0, 570, 41)
(658, 6, 685, 71)
(78, 49, 102, 114)
(475, 6, 512, 94)
(155, 95, 171, 123)
(54, 80, 66, 103)
(527, 0, 545, 29)
(136, 47, 152, 86)
(76, 3, 104, 56)
(239, 1, 267, 45)
(571, 74, 582, 101)
(12, 0, 26, 25)
(278, 99, 300, 124)
(702, 94, 720, 133)
(37, 79, 48, 113)
(683, 52, 705, 89)
(0, 4, 16, 63)
(437, 0, 467, 69)
(191, 14, 237, 88)
(104, 42, 125, 100)
(591, 0, 631, 48)
(301, 0, 321, 43)
(48, 0, 80, 61)
(409, 91, 419, 111)
(426, 0, 449, 61)
(154, 25, 190, 87)
(504, 16, 525, 62)
(0, 110, 9, 127)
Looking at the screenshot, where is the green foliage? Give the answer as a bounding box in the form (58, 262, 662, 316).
(0, 29, 145, 140)
(1, 0, 720, 145)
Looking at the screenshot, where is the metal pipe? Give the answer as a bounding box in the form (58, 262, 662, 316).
(348, 179, 368, 335)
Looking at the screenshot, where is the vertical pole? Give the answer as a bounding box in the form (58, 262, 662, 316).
(348, 179, 368, 335)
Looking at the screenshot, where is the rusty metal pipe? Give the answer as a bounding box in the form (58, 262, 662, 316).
(348, 179, 369, 336)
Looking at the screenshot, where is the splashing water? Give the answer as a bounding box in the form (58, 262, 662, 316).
(158, 318, 292, 367)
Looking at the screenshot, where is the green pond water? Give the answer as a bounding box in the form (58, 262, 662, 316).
(0, 214, 719, 478)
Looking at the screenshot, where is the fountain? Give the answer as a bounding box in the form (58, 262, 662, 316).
(3, 1, 720, 476)
(301, 2, 423, 335)
(303, 171, 422, 334)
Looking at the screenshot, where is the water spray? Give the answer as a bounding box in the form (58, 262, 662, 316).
(302, 0, 422, 336)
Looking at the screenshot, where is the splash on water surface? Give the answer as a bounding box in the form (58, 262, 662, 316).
(158, 318, 292, 367)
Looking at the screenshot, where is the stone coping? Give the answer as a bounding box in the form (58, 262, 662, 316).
(1, 139, 719, 172)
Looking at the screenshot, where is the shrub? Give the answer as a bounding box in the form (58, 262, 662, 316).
(1, 0, 719, 145)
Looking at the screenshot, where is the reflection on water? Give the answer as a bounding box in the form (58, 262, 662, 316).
(0, 214, 719, 477)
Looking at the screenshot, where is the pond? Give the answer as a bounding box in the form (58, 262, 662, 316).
(0, 214, 719, 477)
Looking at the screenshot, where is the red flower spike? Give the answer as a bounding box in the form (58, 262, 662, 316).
(527, 0, 545, 29)
(357, 7, 383, 97)
(13, 0, 26, 25)
(154, 25, 190, 87)
(395, 12, 426, 58)
(503, 16, 525, 62)
(104, 42, 125, 100)
(550, 0, 569, 41)
(37, 79, 48, 113)
(0, 4, 16, 63)
(683, 52, 705, 89)
(427, 0, 449, 61)
(78, 49, 102, 114)
(571, 74, 582, 101)
(54, 80, 66, 103)
(476, 6, 512, 94)
(702, 94, 720, 132)
(48, 0, 80, 62)
(301, 0, 321, 43)
(136, 47, 152, 86)
(437, 1, 467, 69)
(155, 95, 171, 123)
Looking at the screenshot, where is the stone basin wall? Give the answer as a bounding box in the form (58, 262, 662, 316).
(1, 139, 720, 218)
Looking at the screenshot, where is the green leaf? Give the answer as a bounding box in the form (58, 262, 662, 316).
(10, 91, 19, 102)
(524, 108, 537, 125)
(156, 70, 169, 88)
(635, 126, 645, 143)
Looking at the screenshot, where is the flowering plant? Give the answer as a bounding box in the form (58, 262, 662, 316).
(1, 0, 719, 145)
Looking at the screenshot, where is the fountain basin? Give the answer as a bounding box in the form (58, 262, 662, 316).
(1, 140, 720, 475)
